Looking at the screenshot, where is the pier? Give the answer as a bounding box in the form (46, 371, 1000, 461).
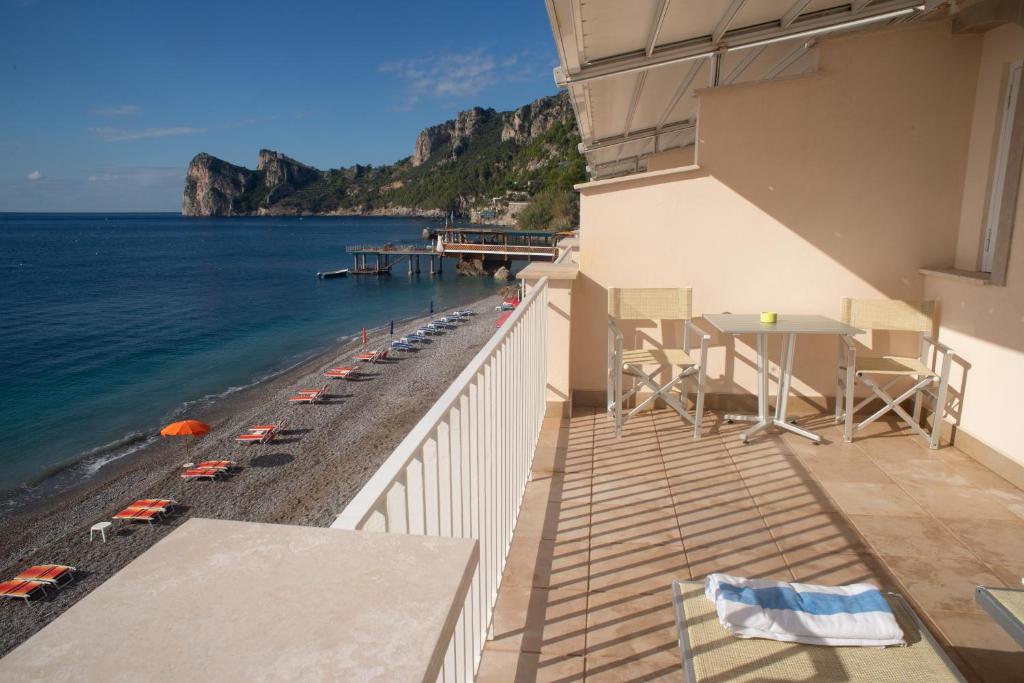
(345, 228, 560, 277)
(346, 244, 442, 276)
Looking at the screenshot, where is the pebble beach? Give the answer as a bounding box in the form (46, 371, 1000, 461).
(0, 294, 501, 656)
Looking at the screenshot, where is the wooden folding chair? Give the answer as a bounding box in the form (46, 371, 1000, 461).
(835, 298, 954, 449)
(607, 288, 709, 439)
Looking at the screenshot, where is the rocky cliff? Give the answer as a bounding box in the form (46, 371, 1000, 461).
(182, 91, 585, 222)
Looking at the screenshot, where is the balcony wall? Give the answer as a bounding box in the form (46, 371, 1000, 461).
(923, 22, 1024, 474)
(569, 20, 1024, 463)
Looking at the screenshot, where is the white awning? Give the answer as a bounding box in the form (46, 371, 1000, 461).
(546, 0, 940, 179)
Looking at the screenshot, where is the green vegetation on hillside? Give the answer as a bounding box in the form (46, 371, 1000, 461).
(229, 95, 588, 229)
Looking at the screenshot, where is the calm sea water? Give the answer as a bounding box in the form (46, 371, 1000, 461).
(0, 213, 500, 500)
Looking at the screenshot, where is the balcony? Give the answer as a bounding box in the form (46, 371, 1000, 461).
(476, 408, 1024, 682)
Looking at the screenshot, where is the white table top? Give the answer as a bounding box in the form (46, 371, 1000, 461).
(704, 313, 863, 336)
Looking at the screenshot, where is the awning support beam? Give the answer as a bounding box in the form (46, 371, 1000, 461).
(580, 119, 695, 154)
(553, 0, 923, 87)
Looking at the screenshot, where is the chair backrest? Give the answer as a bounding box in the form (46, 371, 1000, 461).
(608, 288, 692, 321)
(840, 298, 935, 333)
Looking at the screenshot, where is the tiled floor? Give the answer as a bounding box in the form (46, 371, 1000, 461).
(476, 409, 1024, 682)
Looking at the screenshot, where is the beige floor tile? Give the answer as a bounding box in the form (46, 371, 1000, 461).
(749, 486, 839, 516)
(991, 562, 1024, 587)
(869, 457, 982, 488)
(489, 586, 588, 656)
(766, 511, 869, 554)
(943, 518, 1024, 567)
(589, 503, 682, 547)
(686, 546, 793, 581)
(799, 452, 894, 484)
(669, 476, 756, 511)
(820, 482, 928, 517)
(589, 481, 673, 508)
(502, 535, 590, 592)
(532, 446, 570, 475)
(677, 505, 778, 554)
(584, 653, 682, 682)
(539, 426, 571, 449)
(848, 515, 977, 560)
(515, 500, 590, 543)
(588, 541, 688, 596)
(783, 549, 897, 588)
(884, 554, 1008, 613)
(928, 609, 1024, 683)
(529, 473, 591, 504)
(899, 483, 1020, 521)
(476, 648, 585, 683)
(585, 590, 679, 665)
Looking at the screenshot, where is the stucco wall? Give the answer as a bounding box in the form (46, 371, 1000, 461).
(573, 20, 982, 408)
(924, 22, 1024, 466)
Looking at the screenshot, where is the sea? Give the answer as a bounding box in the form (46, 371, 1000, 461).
(0, 213, 502, 508)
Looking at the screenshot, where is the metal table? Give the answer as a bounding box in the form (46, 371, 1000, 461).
(704, 314, 862, 444)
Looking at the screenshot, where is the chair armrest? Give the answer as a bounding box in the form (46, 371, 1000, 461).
(923, 335, 954, 357)
(607, 317, 624, 343)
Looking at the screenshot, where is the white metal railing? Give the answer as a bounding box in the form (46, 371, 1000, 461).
(332, 278, 549, 682)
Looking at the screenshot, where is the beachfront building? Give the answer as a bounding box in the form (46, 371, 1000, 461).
(3, 1, 1024, 681)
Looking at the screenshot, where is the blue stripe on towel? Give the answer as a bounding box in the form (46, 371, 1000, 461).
(718, 583, 891, 616)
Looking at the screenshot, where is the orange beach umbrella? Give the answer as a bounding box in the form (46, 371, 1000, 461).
(160, 420, 210, 460)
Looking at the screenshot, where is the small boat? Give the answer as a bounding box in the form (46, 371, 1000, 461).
(317, 269, 349, 279)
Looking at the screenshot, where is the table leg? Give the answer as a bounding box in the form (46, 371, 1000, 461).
(772, 333, 822, 443)
(736, 333, 772, 443)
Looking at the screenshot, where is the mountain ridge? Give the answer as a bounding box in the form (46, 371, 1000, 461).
(181, 92, 585, 229)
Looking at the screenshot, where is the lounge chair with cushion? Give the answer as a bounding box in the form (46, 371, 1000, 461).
(975, 585, 1024, 648)
(289, 384, 329, 403)
(0, 580, 48, 603)
(112, 507, 163, 524)
(607, 287, 709, 439)
(130, 499, 176, 511)
(14, 565, 75, 588)
(671, 580, 964, 682)
(835, 298, 953, 449)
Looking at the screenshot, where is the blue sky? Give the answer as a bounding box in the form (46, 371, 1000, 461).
(0, 0, 560, 211)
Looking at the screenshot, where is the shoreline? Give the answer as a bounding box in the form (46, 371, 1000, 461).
(0, 293, 501, 656)
(0, 309, 432, 520)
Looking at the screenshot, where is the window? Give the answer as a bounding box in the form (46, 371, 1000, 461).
(981, 59, 1023, 283)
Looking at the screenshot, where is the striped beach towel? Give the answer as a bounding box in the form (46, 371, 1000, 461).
(705, 573, 905, 647)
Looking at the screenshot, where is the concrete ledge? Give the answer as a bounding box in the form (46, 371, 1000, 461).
(518, 261, 579, 281)
(0, 519, 478, 682)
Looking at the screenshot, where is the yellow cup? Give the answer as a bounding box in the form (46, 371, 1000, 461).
(760, 311, 777, 324)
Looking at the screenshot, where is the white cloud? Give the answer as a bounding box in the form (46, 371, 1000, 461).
(90, 104, 140, 117)
(1, 166, 185, 211)
(91, 126, 207, 142)
(26, 170, 44, 181)
(379, 48, 551, 108)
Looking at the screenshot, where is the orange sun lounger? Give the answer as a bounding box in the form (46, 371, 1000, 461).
(0, 579, 48, 603)
(113, 507, 163, 523)
(14, 565, 75, 588)
(236, 423, 282, 443)
(289, 384, 328, 403)
(181, 467, 225, 480)
(130, 499, 176, 511)
(324, 366, 358, 379)
(192, 460, 236, 470)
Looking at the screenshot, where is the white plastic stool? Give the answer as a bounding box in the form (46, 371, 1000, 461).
(90, 521, 112, 543)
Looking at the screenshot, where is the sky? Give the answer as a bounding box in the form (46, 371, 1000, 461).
(0, 0, 560, 212)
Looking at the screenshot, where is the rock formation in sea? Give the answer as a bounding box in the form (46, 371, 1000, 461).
(181, 92, 583, 222)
